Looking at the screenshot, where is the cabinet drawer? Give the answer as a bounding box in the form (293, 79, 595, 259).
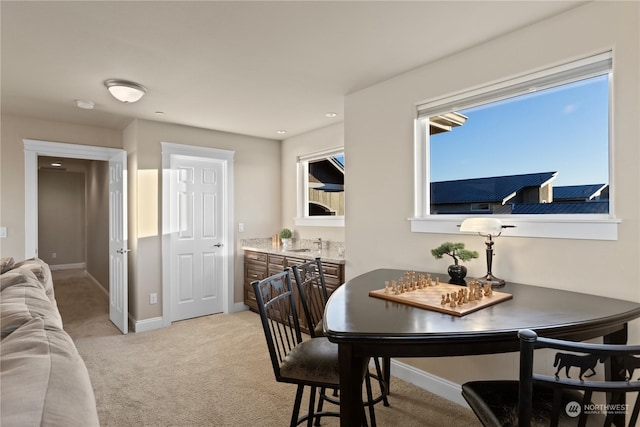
(245, 265, 267, 283)
(286, 257, 306, 268)
(245, 251, 267, 263)
(269, 255, 286, 267)
(322, 263, 341, 279)
(244, 284, 258, 312)
(268, 265, 287, 276)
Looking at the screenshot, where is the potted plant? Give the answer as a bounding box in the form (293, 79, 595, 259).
(279, 228, 293, 248)
(431, 242, 478, 284)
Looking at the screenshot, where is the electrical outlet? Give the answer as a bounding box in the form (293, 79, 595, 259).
(52, 252, 57, 259)
(238, 223, 244, 233)
(0, 227, 7, 238)
(150, 293, 157, 304)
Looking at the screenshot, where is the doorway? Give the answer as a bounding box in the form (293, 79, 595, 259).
(24, 139, 129, 334)
(161, 142, 235, 326)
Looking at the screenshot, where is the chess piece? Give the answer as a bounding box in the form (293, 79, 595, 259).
(441, 295, 446, 306)
(484, 284, 493, 297)
(384, 281, 390, 294)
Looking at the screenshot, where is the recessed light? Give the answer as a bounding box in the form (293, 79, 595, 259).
(75, 99, 95, 110)
(155, 111, 165, 116)
(276, 130, 287, 135)
(51, 161, 63, 167)
(325, 112, 338, 118)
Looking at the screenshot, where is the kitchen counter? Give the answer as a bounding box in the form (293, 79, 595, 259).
(241, 238, 345, 264)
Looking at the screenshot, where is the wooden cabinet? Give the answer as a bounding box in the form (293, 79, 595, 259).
(243, 250, 345, 334)
(243, 250, 268, 313)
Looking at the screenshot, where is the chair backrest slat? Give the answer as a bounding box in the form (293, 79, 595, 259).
(292, 258, 329, 337)
(252, 270, 302, 381)
(517, 329, 640, 427)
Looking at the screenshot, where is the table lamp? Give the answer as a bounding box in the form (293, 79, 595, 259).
(459, 218, 514, 288)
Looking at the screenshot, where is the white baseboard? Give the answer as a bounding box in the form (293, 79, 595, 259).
(231, 302, 250, 313)
(49, 262, 86, 271)
(85, 271, 109, 297)
(132, 316, 164, 333)
(388, 358, 470, 408)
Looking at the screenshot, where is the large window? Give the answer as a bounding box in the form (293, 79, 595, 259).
(411, 52, 619, 240)
(295, 148, 345, 227)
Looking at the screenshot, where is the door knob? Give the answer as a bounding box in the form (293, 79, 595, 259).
(116, 249, 132, 254)
(213, 243, 223, 248)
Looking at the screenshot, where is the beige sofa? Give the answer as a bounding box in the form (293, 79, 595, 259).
(1, 257, 100, 427)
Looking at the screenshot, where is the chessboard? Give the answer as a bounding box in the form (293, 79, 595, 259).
(368, 271, 512, 317)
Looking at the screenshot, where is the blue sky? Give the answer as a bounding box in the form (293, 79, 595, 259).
(430, 75, 609, 187)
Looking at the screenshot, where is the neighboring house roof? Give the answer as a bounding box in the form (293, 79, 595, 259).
(553, 184, 608, 201)
(309, 158, 344, 187)
(512, 201, 609, 214)
(429, 112, 468, 135)
(315, 183, 344, 192)
(431, 172, 557, 204)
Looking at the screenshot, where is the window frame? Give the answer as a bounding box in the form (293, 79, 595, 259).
(410, 51, 619, 240)
(295, 147, 345, 227)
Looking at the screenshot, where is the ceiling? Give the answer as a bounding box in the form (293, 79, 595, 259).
(1, 1, 585, 140)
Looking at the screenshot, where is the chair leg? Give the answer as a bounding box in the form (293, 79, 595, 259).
(307, 386, 317, 427)
(374, 357, 390, 406)
(315, 387, 325, 427)
(383, 357, 391, 395)
(365, 373, 376, 427)
(291, 385, 305, 427)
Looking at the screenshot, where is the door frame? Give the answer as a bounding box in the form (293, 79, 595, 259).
(161, 142, 235, 327)
(23, 139, 128, 333)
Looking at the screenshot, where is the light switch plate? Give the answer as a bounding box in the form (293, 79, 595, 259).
(0, 227, 6, 238)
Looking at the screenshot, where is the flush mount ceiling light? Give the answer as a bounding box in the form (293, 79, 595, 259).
(104, 79, 147, 103)
(276, 130, 287, 135)
(325, 112, 338, 118)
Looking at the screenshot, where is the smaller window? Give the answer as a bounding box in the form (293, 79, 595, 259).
(295, 148, 345, 227)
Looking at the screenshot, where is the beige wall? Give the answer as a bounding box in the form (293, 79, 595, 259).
(86, 160, 110, 291)
(125, 119, 281, 321)
(345, 1, 639, 385)
(38, 170, 86, 266)
(0, 114, 281, 325)
(0, 114, 122, 258)
(281, 122, 346, 242)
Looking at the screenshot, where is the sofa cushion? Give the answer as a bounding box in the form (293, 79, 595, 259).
(11, 258, 55, 301)
(1, 268, 45, 292)
(0, 257, 14, 274)
(1, 270, 63, 339)
(0, 317, 100, 427)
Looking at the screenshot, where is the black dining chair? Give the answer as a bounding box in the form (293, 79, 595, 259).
(252, 269, 373, 427)
(461, 329, 640, 427)
(292, 259, 390, 422)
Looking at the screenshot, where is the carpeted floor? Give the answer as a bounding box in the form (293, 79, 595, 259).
(53, 269, 479, 426)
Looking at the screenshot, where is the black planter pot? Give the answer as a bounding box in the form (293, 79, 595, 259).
(448, 264, 467, 285)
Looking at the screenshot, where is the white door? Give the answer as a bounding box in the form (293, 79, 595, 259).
(170, 156, 225, 321)
(109, 151, 128, 334)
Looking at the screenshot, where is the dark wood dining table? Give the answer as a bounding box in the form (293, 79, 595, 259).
(322, 268, 640, 426)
